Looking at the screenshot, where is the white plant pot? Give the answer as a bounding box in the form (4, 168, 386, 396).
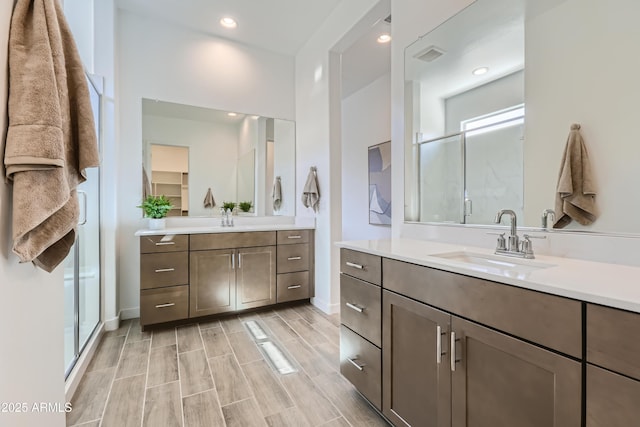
(148, 218, 166, 230)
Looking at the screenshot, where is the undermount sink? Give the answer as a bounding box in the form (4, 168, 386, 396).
(431, 251, 555, 278)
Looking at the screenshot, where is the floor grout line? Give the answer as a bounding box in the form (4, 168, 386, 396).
(175, 326, 186, 427)
(198, 319, 227, 426)
(95, 323, 130, 427)
(139, 326, 152, 427)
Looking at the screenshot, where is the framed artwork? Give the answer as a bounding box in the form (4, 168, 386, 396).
(368, 141, 392, 225)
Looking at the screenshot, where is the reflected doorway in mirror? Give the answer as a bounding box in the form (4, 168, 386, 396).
(368, 141, 392, 225)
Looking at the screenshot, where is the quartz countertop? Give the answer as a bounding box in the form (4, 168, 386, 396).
(135, 223, 314, 237)
(336, 238, 640, 314)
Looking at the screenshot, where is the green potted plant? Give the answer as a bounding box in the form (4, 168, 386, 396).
(222, 201, 237, 212)
(238, 201, 252, 213)
(138, 195, 174, 229)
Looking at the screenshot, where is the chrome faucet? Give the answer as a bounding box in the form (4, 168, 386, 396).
(220, 208, 234, 227)
(494, 209, 519, 252)
(541, 209, 556, 229)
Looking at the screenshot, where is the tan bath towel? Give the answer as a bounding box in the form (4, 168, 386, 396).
(302, 166, 320, 212)
(203, 187, 216, 209)
(272, 176, 282, 211)
(4, 0, 100, 272)
(553, 124, 597, 228)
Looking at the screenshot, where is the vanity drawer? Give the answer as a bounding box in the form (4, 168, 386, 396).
(140, 285, 189, 326)
(276, 271, 310, 303)
(190, 231, 276, 251)
(340, 274, 381, 347)
(277, 230, 310, 245)
(340, 325, 382, 410)
(140, 252, 188, 290)
(277, 243, 310, 273)
(587, 303, 640, 380)
(383, 258, 582, 358)
(140, 234, 189, 253)
(340, 249, 381, 286)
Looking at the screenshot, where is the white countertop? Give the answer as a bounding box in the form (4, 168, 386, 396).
(135, 223, 314, 237)
(337, 238, 640, 314)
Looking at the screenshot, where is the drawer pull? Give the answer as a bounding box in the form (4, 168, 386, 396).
(155, 242, 175, 246)
(345, 261, 363, 270)
(346, 302, 364, 313)
(287, 256, 302, 261)
(347, 357, 365, 371)
(451, 332, 461, 372)
(287, 284, 302, 290)
(154, 268, 175, 273)
(155, 303, 175, 308)
(287, 235, 302, 239)
(436, 325, 447, 364)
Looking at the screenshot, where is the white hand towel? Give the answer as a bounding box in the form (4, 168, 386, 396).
(272, 176, 282, 211)
(553, 124, 597, 228)
(203, 187, 216, 209)
(302, 167, 320, 212)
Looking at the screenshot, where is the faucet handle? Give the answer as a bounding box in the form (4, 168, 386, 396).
(520, 234, 546, 258)
(487, 232, 507, 251)
(522, 234, 546, 240)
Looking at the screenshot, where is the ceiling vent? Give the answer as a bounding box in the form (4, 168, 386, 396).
(384, 15, 392, 23)
(414, 45, 445, 62)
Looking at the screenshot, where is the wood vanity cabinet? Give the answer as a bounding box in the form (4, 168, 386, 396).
(586, 303, 640, 426)
(276, 230, 314, 303)
(190, 232, 276, 317)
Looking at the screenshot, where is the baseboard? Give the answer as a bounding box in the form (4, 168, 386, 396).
(120, 307, 140, 320)
(104, 313, 120, 331)
(65, 323, 104, 401)
(311, 297, 340, 315)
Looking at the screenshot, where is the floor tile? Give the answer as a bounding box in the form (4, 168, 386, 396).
(208, 353, 252, 406)
(277, 307, 302, 321)
(179, 350, 214, 396)
(201, 326, 232, 358)
(152, 328, 177, 348)
(265, 406, 311, 427)
(280, 337, 334, 378)
(143, 382, 182, 427)
(262, 316, 300, 343)
(314, 342, 341, 371)
(101, 374, 146, 427)
(126, 318, 152, 343)
(66, 368, 115, 425)
(287, 318, 329, 346)
(220, 315, 245, 334)
(221, 398, 267, 427)
(104, 319, 132, 338)
(241, 359, 294, 417)
(280, 371, 340, 425)
(320, 417, 351, 427)
(147, 344, 179, 387)
(183, 389, 225, 427)
(227, 330, 263, 364)
(197, 318, 220, 330)
(177, 325, 203, 353)
(115, 340, 150, 379)
(86, 335, 125, 372)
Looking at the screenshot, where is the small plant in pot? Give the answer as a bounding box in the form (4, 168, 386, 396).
(238, 201, 252, 213)
(222, 201, 237, 213)
(138, 195, 173, 229)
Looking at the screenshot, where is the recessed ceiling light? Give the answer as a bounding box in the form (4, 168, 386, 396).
(377, 34, 391, 44)
(472, 67, 489, 76)
(220, 17, 237, 28)
(227, 112, 237, 117)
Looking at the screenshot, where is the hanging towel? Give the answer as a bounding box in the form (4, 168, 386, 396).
(302, 166, 320, 212)
(142, 165, 151, 200)
(553, 124, 597, 228)
(203, 187, 216, 209)
(272, 176, 282, 211)
(3, 0, 100, 272)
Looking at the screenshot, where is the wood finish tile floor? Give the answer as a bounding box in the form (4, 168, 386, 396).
(67, 303, 389, 427)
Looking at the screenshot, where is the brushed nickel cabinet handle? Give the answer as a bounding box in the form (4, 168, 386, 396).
(437, 325, 442, 364)
(154, 268, 175, 273)
(238, 253, 242, 268)
(345, 261, 363, 270)
(155, 241, 175, 246)
(231, 253, 235, 270)
(287, 284, 302, 290)
(450, 331, 461, 371)
(287, 235, 302, 239)
(155, 303, 175, 308)
(347, 357, 365, 371)
(287, 256, 302, 261)
(346, 302, 364, 313)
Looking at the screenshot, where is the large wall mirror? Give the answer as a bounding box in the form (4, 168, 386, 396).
(142, 99, 296, 217)
(405, 0, 640, 235)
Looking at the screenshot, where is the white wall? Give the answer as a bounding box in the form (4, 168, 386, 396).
(117, 10, 295, 316)
(341, 73, 392, 241)
(273, 120, 296, 216)
(295, 0, 378, 313)
(0, 2, 66, 426)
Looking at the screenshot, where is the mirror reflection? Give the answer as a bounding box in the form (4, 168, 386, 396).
(142, 99, 296, 217)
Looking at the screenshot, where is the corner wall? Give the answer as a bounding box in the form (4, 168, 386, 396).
(0, 2, 66, 425)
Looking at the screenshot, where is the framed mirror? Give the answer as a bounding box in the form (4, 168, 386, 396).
(405, 0, 640, 235)
(142, 99, 296, 217)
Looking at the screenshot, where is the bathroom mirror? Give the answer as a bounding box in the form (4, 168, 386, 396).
(142, 99, 296, 217)
(405, 0, 640, 234)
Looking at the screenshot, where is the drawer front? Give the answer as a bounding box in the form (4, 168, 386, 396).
(340, 249, 381, 286)
(340, 274, 382, 347)
(140, 252, 188, 290)
(587, 304, 640, 380)
(277, 229, 310, 245)
(277, 243, 310, 274)
(383, 258, 582, 358)
(340, 325, 382, 410)
(140, 234, 188, 253)
(140, 285, 189, 326)
(587, 364, 640, 427)
(276, 271, 310, 303)
(190, 231, 276, 251)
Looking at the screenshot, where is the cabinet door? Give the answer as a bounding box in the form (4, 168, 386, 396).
(190, 249, 236, 317)
(586, 364, 640, 427)
(451, 316, 581, 427)
(236, 246, 276, 310)
(382, 290, 451, 427)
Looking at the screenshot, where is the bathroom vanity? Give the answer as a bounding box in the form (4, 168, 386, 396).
(337, 239, 640, 427)
(137, 225, 314, 328)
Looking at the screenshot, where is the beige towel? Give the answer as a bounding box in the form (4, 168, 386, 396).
(272, 176, 282, 211)
(553, 124, 597, 228)
(4, 0, 100, 272)
(302, 167, 320, 212)
(203, 187, 216, 209)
